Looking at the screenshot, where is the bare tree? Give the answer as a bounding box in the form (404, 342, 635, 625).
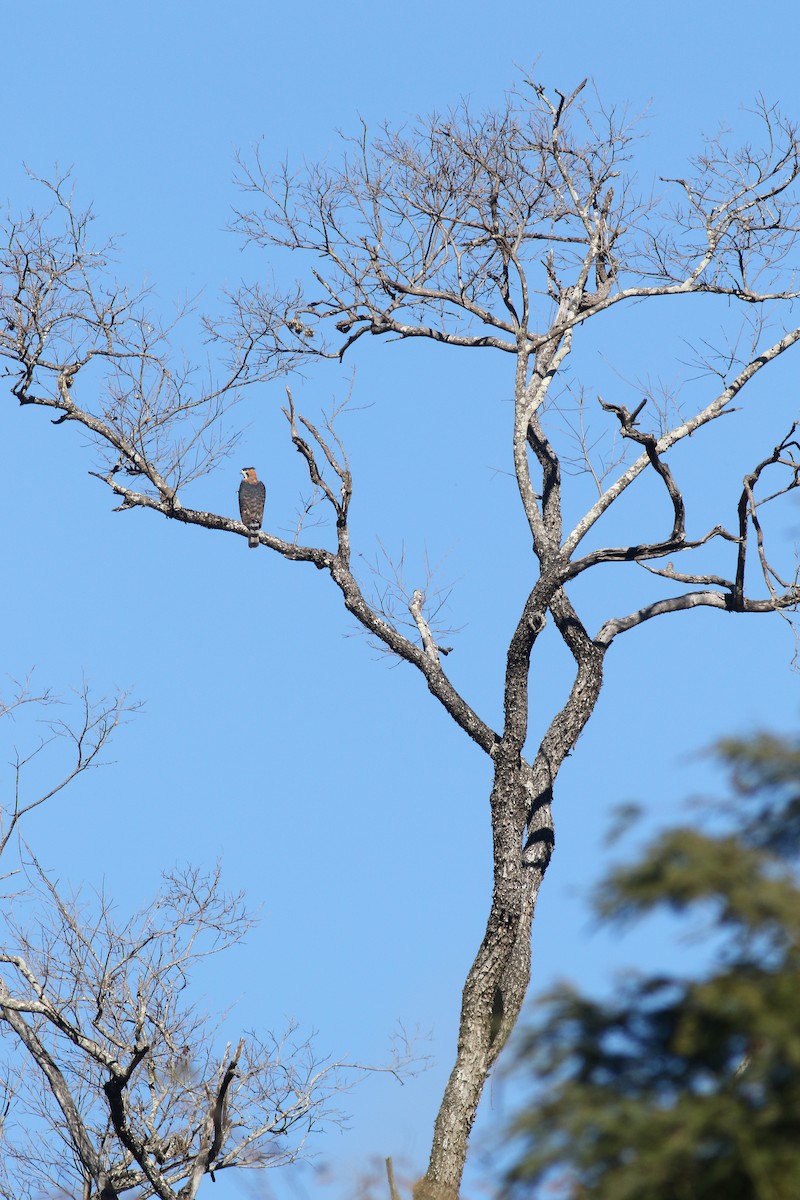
(0, 684, 413, 1198)
(2, 78, 800, 1197)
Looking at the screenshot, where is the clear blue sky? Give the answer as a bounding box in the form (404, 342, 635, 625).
(2, 4, 799, 1198)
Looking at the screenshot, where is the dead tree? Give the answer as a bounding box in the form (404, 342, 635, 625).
(0, 684, 410, 1199)
(2, 79, 800, 1197)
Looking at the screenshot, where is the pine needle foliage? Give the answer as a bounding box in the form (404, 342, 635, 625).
(503, 734, 800, 1200)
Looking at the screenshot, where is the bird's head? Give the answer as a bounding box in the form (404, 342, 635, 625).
(240, 467, 258, 483)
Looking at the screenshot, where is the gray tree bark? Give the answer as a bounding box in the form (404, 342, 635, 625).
(3, 77, 800, 1198)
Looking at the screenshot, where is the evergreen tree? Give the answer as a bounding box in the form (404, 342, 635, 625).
(503, 734, 800, 1200)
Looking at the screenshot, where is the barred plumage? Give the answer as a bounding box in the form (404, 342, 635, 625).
(238, 467, 266, 549)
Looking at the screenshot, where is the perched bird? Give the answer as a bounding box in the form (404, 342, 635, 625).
(238, 467, 266, 549)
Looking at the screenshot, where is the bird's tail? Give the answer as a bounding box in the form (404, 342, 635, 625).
(248, 533, 259, 549)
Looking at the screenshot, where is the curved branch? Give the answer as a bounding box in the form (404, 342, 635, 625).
(524, 588, 605, 851)
(343, 313, 517, 354)
(0, 982, 116, 1198)
(595, 585, 800, 647)
(330, 557, 498, 755)
(87, 472, 334, 563)
(735, 424, 800, 607)
(103, 1047, 174, 1200)
(563, 324, 800, 558)
(564, 525, 734, 581)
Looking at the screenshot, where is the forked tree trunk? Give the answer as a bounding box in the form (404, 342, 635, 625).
(417, 625, 606, 1197)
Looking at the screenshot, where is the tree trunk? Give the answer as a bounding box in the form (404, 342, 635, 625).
(417, 617, 605, 1198)
(415, 759, 548, 1198)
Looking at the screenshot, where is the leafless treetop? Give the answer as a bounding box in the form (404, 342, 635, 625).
(3, 75, 800, 1198)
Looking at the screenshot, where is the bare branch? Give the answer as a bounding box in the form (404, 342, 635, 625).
(6, 76, 800, 1200)
(0, 860, 385, 1199)
(598, 579, 799, 650)
(0, 681, 140, 861)
(563, 324, 800, 563)
(410, 590, 440, 663)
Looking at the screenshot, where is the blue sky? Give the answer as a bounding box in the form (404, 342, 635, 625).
(2, 4, 800, 1198)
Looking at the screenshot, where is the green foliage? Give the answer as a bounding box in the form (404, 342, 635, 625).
(503, 734, 800, 1200)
